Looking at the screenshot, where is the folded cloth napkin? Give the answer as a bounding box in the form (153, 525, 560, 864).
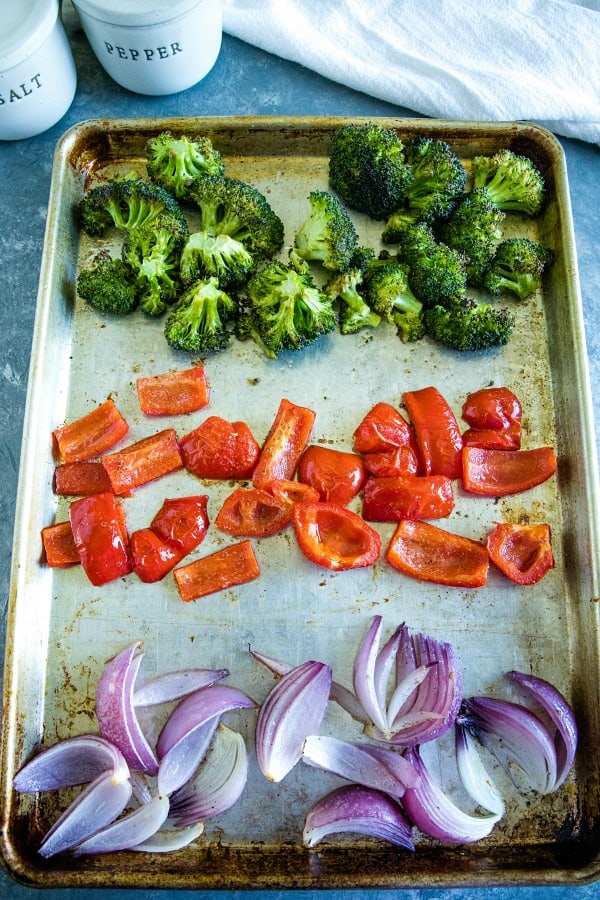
(222, 0, 600, 144)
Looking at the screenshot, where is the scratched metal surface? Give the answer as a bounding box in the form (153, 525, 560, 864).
(1, 116, 599, 889)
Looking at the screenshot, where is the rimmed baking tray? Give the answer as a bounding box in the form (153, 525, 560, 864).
(2, 116, 600, 889)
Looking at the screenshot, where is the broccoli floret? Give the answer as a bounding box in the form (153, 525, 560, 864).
(76, 257, 138, 315)
(180, 231, 256, 288)
(328, 122, 413, 220)
(294, 190, 359, 272)
(438, 188, 505, 286)
(393, 309, 427, 343)
(382, 137, 466, 240)
(186, 175, 284, 258)
(241, 257, 337, 357)
(122, 216, 188, 316)
(471, 149, 546, 216)
(482, 237, 553, 300)
(396, 222, 468, 307)
(324, 268, 381, 335)
(424, 298, 515, 351)
(78, 177, 187, 237)
(164, 277, 236, 353)
(364, 260, 423, 322)
(146, 131, 224, 198)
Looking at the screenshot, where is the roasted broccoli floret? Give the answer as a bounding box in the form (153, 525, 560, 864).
(180, 231, 256, 288)
(294, 190, 359, 272)
(122, 216, 188, 316)
(328, 122, 413, 220)
(471, 149, 546, 216)
(393, 309, 427, 343)
(240, 256, 337, 357)
(76, 257, 138, 315)
(396, 222, 468, 307)
(186, 175, 284, 259)
(146, 131, 224, 198)
(382, 137, 466, 240)
(324, 266, 381, 335)
(438, 188, 505, 286)
(164, 276, 236, 353)
(364, 260, 422, 322)
(482, 237, 553, 300)
(424, 298, 515, 351)
(78, 177, 187, 237)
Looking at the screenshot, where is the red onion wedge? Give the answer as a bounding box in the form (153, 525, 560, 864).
(255, 660, 332, 782)
(133, 668, 229, 706)
(13, 734, 129, 792)
(402, 746, 501, 843)
(95, 642, 158, 774)
(302, 735, 419, 796)
(72, 795, 170, 856)
(131, 822, 204, 853)
(455, 724, 505, 817)
(303, 784, 415, 850)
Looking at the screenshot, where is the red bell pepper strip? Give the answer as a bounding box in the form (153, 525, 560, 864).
(54, 461, 113, 496)
(130, 528, 183, 583)
(362, 474, 455, 522)
(292, 502, 381, 571)
(461, 387, 522, 450)
(353, 401, 415, 454)
(101, 429, 183, 495)
(268, 479, 320, 506)
(173, 540, 261, 602)
(136, 366, 209, 416)
(386, 519, 489, 588)
(41, 521, 81, 568)
(53, 398, 129, 463)
(403, 386, 463, 479)
(462, 446, 557, 496)
(296, 444, 366, 506)
(487, 522, 555, 585)
(362, 445, 420, 478)
(180, 416, 260, 481)
(150, 495, 209, 555)
(69, 491, 131, 586)
(215, 487, 293, 537)
(252, 398, 316, 490)
(461, 428, 522, 451)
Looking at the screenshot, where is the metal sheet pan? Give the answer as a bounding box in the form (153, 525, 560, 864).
(2, 116, 600, 889)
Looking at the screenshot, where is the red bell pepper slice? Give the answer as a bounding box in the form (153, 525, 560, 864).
(53, 398, 129, 463)
(362, 445, 420, 478)
(215, 486, 293, 537)
(130, 528, 183, 583)
(292, 502, 381, 571)
(403, 386, 463, 479)
(296, 444, 366, 506)
(353, 401, 416, 454)
(136, 366, 209, 416)
(101, 429, 183, 495)
(41, 521, 81, 568)
(69, 491, 131, 586)
(462, 446, 557, 496)
(174, 539, 261, 602)
(487, 522, 555, 585)
(180, 416, 260, 481)
(268, 479, 320, 506)
(150, 495, 209, 555)
(386, 519, 489, 588)
(362, 474, 455, 522)
(461, 387, 522, 450)
(252, 398, 316, 490)
(54, 461, 113, 496)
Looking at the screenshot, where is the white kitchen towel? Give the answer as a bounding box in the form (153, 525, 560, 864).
(222, 0, 600, 144)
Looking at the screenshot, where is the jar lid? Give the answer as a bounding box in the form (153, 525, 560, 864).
(71, 0, 207, 27)
(0, 0, 59, 71)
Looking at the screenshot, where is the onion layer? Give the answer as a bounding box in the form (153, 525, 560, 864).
(303, 784, 415, 850)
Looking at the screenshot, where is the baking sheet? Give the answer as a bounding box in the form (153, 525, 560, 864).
(2, 116, 600, 889)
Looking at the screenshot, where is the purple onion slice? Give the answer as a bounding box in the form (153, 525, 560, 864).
(303, 784, 415, 850)
(302, 735, 418, 797)
(73, 795, 170, 855)
(133, 668, 229, 707)
(14, 734, 128, 792)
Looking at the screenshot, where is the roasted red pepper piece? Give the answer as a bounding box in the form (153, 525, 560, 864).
(403, 386, 463, 479)
(174, 539, 261, 602)
(53, 398, 129, 463)
(487, 522, 555, 585)
(386, 519, 489, 588)
(268, 479, 320, 505)
(69, 491, 131, 586)
(462, 446, 557, 496)
(130, 528, 183, 583)
(215, 487, 293, 537)
(136, 366, 209, 416)
(150, 495, 209, 555)
(292, 502, 381, 571)
(54, 461, 113, 496)
(461, 387, 522, 450)
(362, 445, 420, 478)
(362, 474, 455, 522)
(252, 398, 316, 490)
(41, 521, 81, 568)
(180, 416, 260, 481)
(297, 445, 366, 506)
(353, 402, 416, 454)
(101, 428, 183, 494)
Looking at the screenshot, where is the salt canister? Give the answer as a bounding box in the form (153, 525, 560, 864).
(0, 0, 77, 141)
(71, 0, 222, 96)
